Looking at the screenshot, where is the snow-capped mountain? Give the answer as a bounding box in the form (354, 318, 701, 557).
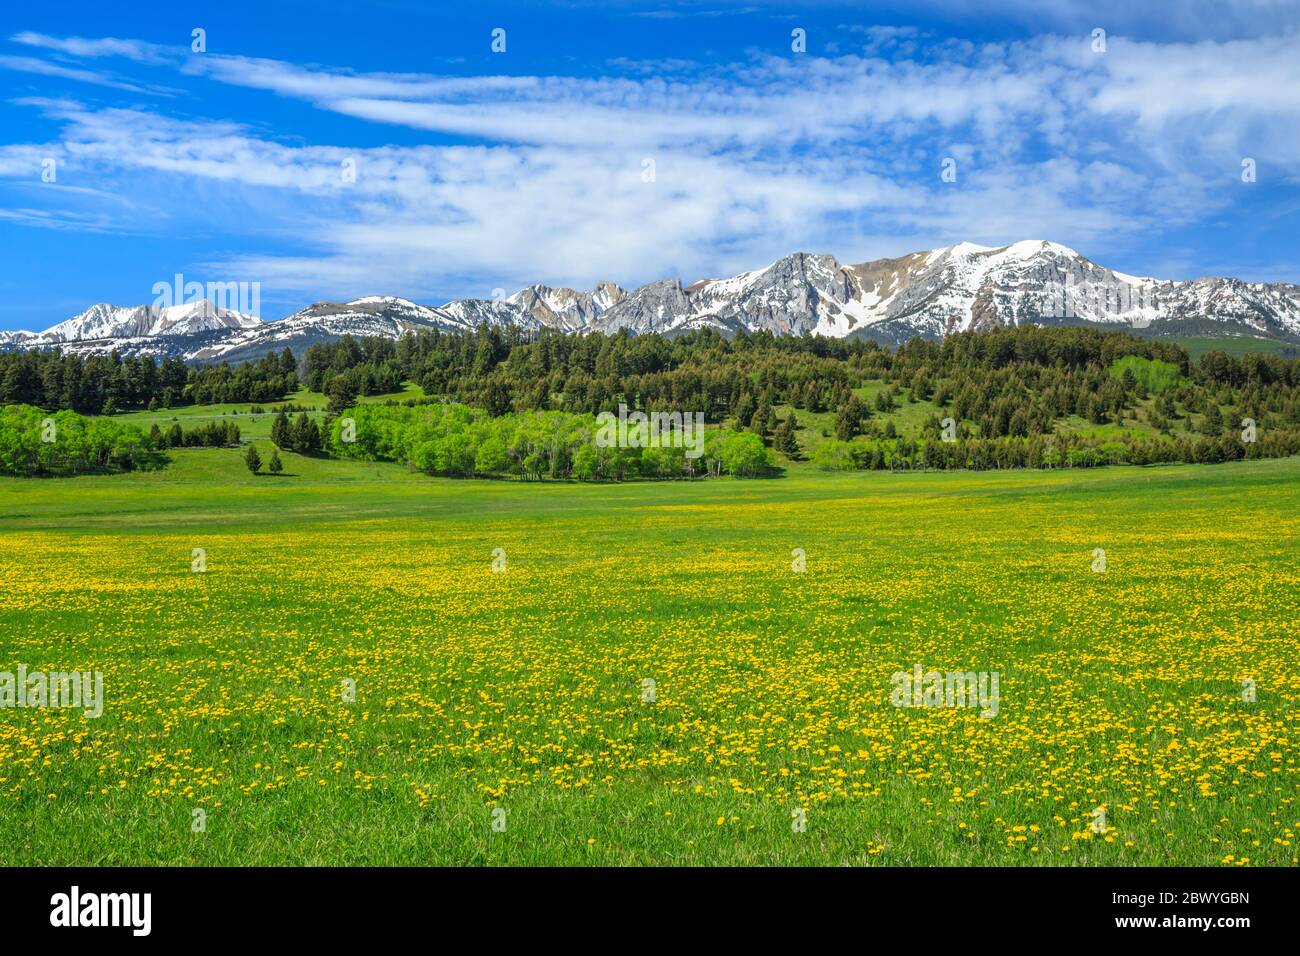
(508, 282, 627, 331)
(0, 300, 260, 354)
(5, 241, 1300, 360)
(186, 296, 450, 363)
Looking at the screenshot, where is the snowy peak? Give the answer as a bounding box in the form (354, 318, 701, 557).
(506, 282, 628, 331)
(29, 300, 260, 345)
(683, 252, 864, 337)
(184, 295, 462, 363)
(841, 240, 1187, 341)
(595, 279, 691, 333)
(38, 303, 145, 342)
(154, 300, 261, 335)
(434, 297, 535, 330)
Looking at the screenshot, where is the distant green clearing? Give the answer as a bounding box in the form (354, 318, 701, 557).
(1107, 355, 1181, 393)
(112, 383, 427, 440)
(1160, 335, 1298, 360)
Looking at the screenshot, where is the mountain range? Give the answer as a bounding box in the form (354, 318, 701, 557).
(4, 241, 1299, 363)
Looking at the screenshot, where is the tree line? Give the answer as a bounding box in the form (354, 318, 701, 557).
(0, 405, 154, 476)
(300, 325, 1300, 439)
(148, 420, 241, 449)
(7, 322, 1300, 477)
(812, 429, 1299, 472)
(0, 348, 299, 413)
(0, 405, 250, 476)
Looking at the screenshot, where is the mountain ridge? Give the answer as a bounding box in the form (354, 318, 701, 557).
(5, 241, 1300, 361)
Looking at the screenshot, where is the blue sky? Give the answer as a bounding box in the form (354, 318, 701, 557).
(1, 0, 1298, 330)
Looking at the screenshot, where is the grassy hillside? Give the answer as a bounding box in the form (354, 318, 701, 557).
(771, 380, 1210, 463)
(1, 451, 1296, 865)
(102, 378, 1221, 458)
(112, 383, 426, 441)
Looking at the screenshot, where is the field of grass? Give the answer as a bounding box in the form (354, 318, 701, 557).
(1, 449, 1297, 865)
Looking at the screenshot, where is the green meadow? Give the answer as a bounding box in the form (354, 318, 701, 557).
(0, 448, 1297, 865)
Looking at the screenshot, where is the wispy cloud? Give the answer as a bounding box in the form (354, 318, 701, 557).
(11, 31, 172, 63)
(0, 53, 170, 93)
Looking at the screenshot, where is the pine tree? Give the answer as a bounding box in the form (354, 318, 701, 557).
(805, 384, 824, 413)
(293, 412, 311, 451)
(1201, 401, 1224, 435)
(326, 375, 358, 414)
(733, 392, 756, 429)
(484, 379, 513, 417)
(834, 395, 867, 441)
(749, 398, 772, 438)
(268, 450, 283, 474)
(775, 413, 800, 458)
(271, 410, 292, 450)
(243, 444, 262, 474)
